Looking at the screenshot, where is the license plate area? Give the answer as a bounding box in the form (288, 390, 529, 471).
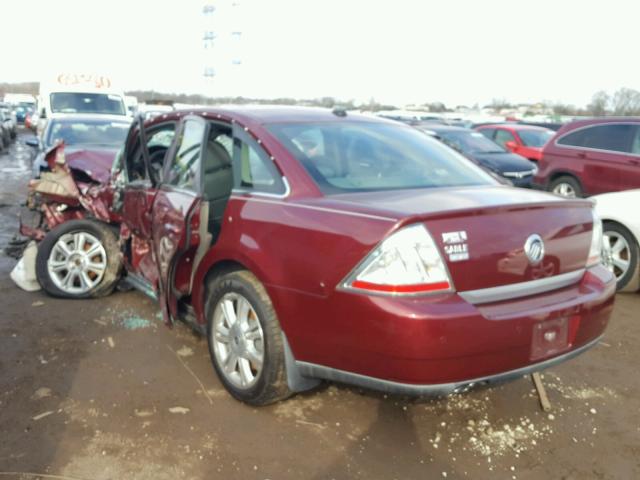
(530, 317, 570, 361)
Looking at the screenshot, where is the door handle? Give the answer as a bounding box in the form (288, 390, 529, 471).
(577, 152, 587, 159)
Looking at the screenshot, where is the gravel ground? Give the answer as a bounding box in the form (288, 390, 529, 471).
(1, 129, 639, 480)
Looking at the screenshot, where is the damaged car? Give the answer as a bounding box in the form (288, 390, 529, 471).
(17, 107, 615, 406)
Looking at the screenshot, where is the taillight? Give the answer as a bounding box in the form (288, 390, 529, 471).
(587, 209, 603, 267)
(341, 224, 453, 296)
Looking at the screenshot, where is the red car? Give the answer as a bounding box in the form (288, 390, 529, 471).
(27, 107, 615, 405)
(476, 124, 555, 162)
(533, 117, 640, 197)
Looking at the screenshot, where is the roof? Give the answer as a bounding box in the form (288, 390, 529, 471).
(563, 116, 640, 127)
(145, 105, 394, 129)
(414, 124, 471, 133)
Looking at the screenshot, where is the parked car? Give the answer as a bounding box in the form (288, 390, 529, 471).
(593, 189, 640, 292)
(0, 110, 13, 150)
(14, 104, 34, 124)
(27, 114, 132, 178)
(417, 125, 538, 187)
(0, 103, 18, 139)
(22, 107, 615, 405)
(476, 124, 554, 162)
(533, 117, 640, 197)
(26, 111, 39, 132)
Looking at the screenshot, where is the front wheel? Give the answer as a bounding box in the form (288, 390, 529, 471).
(35, 219, 121, 298)
(602, 221, 640, 292)
(206, 270, 291, 405)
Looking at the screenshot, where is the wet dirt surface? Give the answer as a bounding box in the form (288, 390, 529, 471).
(1, 129, 639, 479)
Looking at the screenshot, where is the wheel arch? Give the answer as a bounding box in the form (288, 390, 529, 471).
(602, 218, 640, 247)
(548, 170, 583, 186)
(192, 253, 272, 325)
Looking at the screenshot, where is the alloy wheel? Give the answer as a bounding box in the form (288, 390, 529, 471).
(602, 231, 631, 281)
(47, 231, 108, 294)
(212, 292, 265, 389)
(552, 182, 576, 198)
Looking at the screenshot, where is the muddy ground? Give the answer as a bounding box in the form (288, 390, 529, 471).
(0, 129, 638, 480)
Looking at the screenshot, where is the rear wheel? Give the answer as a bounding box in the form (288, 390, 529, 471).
(602, 221, 639, 292)
(206, 270, 291, 405)
(35, 219, 121, 298)
(549, 175, 583, 198)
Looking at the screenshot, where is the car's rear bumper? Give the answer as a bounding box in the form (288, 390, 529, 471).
(278, 265, 615, 393)
(296, 334, 603, 396)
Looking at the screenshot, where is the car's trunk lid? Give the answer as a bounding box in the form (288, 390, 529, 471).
(317, 185, 594, 291)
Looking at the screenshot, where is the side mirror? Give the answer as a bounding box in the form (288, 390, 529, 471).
(504, 140, 518, 151)
(40, 109, 47, 119)
(24, 137, 40, 148)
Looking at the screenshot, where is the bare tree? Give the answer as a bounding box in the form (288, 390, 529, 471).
(611, 87, 640, 116)
(587, 90, 610, 116)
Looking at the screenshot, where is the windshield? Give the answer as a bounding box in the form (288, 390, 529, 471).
(518, 129, 554, 147)
(267, 122, 495, 194)
(437, 130, 505, 154)
(50, 92, 126, 115)
(46, 119, 131, 148)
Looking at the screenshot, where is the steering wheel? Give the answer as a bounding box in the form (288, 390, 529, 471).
(147, 145, 168, 184)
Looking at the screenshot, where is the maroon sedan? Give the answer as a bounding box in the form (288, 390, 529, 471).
(534, 117, 640, 197)
(32, 107, 615, 405)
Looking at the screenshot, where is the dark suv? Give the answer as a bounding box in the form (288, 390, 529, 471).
(533, 117, 640, 197)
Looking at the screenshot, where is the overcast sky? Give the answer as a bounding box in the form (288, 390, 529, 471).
(4, 0, 639, 107)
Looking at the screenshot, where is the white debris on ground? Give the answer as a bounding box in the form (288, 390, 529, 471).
(168, 406, 190, 414)
(31, 387, 52, 400)
(544, 373, 618, 400)
(414, 372, 619, 473)
(176, 346, 194, 357)
(420, 393, 553, 460)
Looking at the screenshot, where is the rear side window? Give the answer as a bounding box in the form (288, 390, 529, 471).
(558, 124, 637, 153)
(232, 128, 286, 195)
(632, 127, 640, 155)
(165, 119, 205, 191)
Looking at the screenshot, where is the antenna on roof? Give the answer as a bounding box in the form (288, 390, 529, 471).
(332, 107, 347, 117)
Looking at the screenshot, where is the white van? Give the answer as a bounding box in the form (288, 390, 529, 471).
(37, 74, 129, 134)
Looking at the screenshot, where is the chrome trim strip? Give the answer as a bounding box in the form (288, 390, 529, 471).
(458, 269, 585, 305)
(296, 335, 603, 396)
(502, 169, 536, 179)
(228, 195, 398, 222)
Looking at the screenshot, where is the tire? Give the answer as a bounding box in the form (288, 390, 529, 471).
(205, 270, 291, 405)
(549, 175, 583, 198)
(35, 219, 121, 299)
(602, 221, 640, 292)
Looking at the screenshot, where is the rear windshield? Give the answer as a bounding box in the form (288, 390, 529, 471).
(437, 130, 505, 154)
(267, 122, 495, 193)
(518, 129, 554, 147)
(50, 92, 126, 115)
